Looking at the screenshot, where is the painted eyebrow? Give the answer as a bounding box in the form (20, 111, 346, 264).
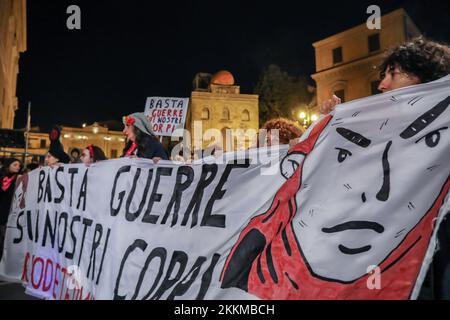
(336, 127, 371, 148)
(400, 96, 450, 139)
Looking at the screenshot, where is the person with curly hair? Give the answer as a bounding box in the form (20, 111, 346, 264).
(318, 37, 450, 300)
(321, 37, 450, 114)
(262, 118, 304, 146)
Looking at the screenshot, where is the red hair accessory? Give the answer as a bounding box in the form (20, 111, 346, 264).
(88, 145, 95, 160)
(123, 116, 135, 126)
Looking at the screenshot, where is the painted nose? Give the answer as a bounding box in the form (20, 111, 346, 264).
(376, 141, 392, 202)
(361, 141, 392, 203)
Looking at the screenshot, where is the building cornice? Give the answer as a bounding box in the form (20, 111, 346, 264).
(191, 91, 259, 102)
(311, 53, 384, 81)
(312, 8, 408, 48)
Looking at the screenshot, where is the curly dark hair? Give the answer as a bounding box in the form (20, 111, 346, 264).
(262, 118, 304, 145)
(379, 37, 450, 83)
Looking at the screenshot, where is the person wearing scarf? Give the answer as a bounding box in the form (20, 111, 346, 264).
(121, 113, 168, 161)
(0, 158, 22, 259)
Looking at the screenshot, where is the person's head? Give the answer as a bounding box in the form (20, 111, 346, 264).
(378, 37, 450, 92)
(1, 158, 22, 176)
(45, 152, 60, 167)
(81, 145, 108, 165)
(71, 148, 81, 159)
(262, 118, 304, 146)
(122, 113, 155, 143)
(122, 113, 158, 156)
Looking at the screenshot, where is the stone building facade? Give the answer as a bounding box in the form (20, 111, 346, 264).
(0, 0, 27, 129)
(187, 70, 259, 152)
(311, 9, 421, 112)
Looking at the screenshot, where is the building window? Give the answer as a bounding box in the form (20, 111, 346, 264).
(221, 108, 230, 121)
(333, 47, 343, 64)
(242, 110, 250, 121)
(111, 149, 118, 158)
(334, 89, 346, 103)
(201, 108, 210, 120)
(371, 80, 381, 95)
(368, 33, 380, 53)
(40, 139, 47, 149)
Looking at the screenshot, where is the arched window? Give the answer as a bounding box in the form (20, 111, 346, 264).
(201, 108, 210, 120)
(242, 109, 250, 121)
(222, 107, 230, 121)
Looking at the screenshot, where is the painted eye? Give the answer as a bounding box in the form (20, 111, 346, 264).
(280, 152, 306, 180)
(335, 148, 352, 163)
(415, 127, 448, 148)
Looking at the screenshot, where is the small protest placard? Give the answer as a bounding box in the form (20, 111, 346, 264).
(144, 97, 189, 137)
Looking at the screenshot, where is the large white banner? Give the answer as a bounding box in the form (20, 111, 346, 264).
(1, 76, 449, 300)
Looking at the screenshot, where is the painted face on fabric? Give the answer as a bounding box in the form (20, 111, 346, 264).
(281, 93, 450, 283)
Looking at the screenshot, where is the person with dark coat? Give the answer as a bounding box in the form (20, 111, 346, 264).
(45, 126, 70, 167)
(121, 113, 168, 161)
(0, 158, 22, 259)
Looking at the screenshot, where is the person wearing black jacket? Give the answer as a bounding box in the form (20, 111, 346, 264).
(46, 126, 71, 167)
(0, 158, 22, 260)
(121, 112, 168, 161)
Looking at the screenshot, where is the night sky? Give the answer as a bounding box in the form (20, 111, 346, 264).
(14, 0, 450, 131)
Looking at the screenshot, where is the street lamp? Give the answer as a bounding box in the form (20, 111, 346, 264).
(298, 108, 319, 129)
(299, 112, 307, 120)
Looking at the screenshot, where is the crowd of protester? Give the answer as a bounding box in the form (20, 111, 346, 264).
(0, 37, 449, 299)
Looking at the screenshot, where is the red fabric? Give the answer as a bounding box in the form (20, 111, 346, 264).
(221, 115, 450, 299)
(50, 128, 59, 141)
(124, 116, 135, 126)
(2, 175, 17, 192)
(88, 145, 95, 160)
(125, 142, 137, 156)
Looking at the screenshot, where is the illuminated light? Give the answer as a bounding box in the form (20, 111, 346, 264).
(93, 127, 99, 134)
(104, 136, 112, 141)
(63, 134, 70, 139)
(77, 135, 83, 140)
(82, 123, 87, 128)
(311, 114, 319, 122)
(299, 112, 307, 119)
(119, 138, 125, 142)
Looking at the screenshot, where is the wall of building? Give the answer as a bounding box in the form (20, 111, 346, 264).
(311, 9, 421, 110)
(61, 124, 125, 159)
(0, 0, 27, 129)
(1, 124, 125, 164)
(189, 90, 259, 151)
